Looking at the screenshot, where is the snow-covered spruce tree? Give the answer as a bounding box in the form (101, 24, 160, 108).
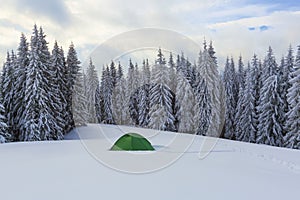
(136, 59, 151, 127)
(278, 46, 295, 136)
(197, 46, 222, 137)
(127, 59, 138, 125)
(208, 40, 217, 65)
(149, 48, 176, 131)
(12, 34, 29, 140)
(86, 58, 99, 123)
(223, 57, 237, 139)
(110, 61, 117, 88)
(175, 71, 197, 133)
(257, 47, 283, 146)
(168, 53, 177, 93)
(49, 41, 68, 138)
(194, 76, 212, 136)
(0, 81, 12, 143)
(284, 45, 300, 149)
(117, 62, 123, 82)
(236, 55, 245, 96)
(1, 52, 15, 138)
(37, 27, 62, 140)
(235, 66, 256, 142)
(21, 25, 57, 140)
(67, 43, 87, 126)
(102, 66, 114, 124)
(112, 64, 129, 125)
(95, 83, 104, 123)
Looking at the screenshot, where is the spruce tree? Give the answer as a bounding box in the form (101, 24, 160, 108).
(257, 47, 283, 146)
(198, 46, 221, 137)
(13, 33, 29, 140)
(149, 48, 175, 131)
(284, 46, 300, 149)
(86, 58, 99, 123)
(223, 57, 237, 139)
(50, 41, 67, 139)
(175, 71, 196, 133)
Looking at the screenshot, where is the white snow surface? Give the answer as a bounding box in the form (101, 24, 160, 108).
(0, 124, 300, 200)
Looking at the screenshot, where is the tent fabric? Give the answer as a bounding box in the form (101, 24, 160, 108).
(111, 133, 155, 151)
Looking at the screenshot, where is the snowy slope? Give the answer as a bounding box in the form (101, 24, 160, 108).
(0, 124, 299, 200)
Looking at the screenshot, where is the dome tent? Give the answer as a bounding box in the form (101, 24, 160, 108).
(111, 133, 155, 151)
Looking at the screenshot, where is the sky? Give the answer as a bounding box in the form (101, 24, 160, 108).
(0, 0, 300, 70)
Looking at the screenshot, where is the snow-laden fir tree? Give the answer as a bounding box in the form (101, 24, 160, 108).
(198, 46, 222, 137)
(0, 89, 12, 143)
(86, 59, 99, 123)
(22, 25, 59, 140)
(112, 64, 129, 125)
(12, 34, 29, 140)
(235, 66, 256, 142)
(257, 47, 283, 146)
(102, 66, 114, 124)
(149, 48, 176, 131)
(67, 43, 87, 126)
(236, 55, 245, 95)
(278, 46, 295, 136)
(50, 41, 68, 139)
(95, 84, 104, 123)
(168, 53, 177, 93)
(127, 60, 138, 125)
(175, 71, 197, 133)
(37, 27, 62, 140)
(194, 76, 212, 135)
(137, 59, 151, 126)
(110, 61, 117, 87)
(284, 45, 300, 149)
(223, 57, 237, 139)
(1, 52, 15, 137)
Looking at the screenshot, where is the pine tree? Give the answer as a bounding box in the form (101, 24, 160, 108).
(50, 41, 67, 139)
(175, 71, 196, 133)
(223, 57, 237, 139)
(235, 66, 256, 142)
(127, 59, 138, 125)
(0, 90, 12, 143)
(149, 48, 175, 131)
(102, 66, 114, 124)
(67, 43, 87, 126)
(194, 77, 212, 136)
(110, 61, 117, 87)
(198, 46, 221, 137)
(86, 58, 99, 123)
(12, 33, 29, 140)
(137, 60, 151, 127)
(112, 71, 128, 125)
(257, 47, 283, 146)
(284, 46, 300, 149)
(95, 83, 104, 123)
(1, 52, 15, 138)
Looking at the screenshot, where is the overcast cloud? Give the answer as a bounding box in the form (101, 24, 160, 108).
(0, 0, 299, 69)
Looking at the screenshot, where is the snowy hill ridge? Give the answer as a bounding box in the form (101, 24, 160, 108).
(0, 124, 299, 200)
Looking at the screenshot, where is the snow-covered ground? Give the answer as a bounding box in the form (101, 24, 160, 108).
(0, 124, 299, 200)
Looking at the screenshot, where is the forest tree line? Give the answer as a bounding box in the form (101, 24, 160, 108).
(0, 25, 299, 150)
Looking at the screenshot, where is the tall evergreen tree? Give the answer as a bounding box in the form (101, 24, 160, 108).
(102, 66, 114, 124)
(223, 57, 237, 139)
(149, 48, 175, 131)
(86, 58, 99, 123)
(67, 43, 87, 126)
(198, 46, 221, 137)
(284, 46, 300, 149)
(257, 47, 283, 146)
(175, 71, 196, 133)
(50, 41, 67, 139)
(12, 34, 29, 140)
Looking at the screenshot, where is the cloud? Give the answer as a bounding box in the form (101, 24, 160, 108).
(12, 0, 71, 26)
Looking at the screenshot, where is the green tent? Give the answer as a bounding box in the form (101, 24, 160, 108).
(111, 133, 155, 151)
